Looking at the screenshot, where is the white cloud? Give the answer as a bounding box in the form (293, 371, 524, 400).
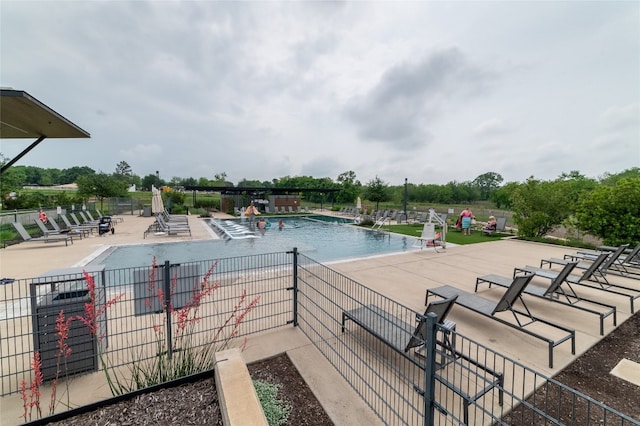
(1, 1, 638, 185)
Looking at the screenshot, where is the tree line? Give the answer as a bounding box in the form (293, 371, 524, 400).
(1, 155, 638, 245)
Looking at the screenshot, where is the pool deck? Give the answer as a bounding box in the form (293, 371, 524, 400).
(1, 212, 638, 425)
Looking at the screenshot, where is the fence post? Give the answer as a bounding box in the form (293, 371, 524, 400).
(423, 312, 438, 426)
(163, 260, 173, 359)
(292, 247, 298, 327)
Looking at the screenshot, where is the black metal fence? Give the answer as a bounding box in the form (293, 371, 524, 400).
(1, 250, 637, 425)
(0, 252, 294, 397)
(293, 253, 638, 426)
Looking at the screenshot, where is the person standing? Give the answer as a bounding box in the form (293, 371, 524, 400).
(459, 207, 474, 235)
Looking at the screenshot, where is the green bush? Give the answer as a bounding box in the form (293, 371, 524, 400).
(253, 380, 291, 426)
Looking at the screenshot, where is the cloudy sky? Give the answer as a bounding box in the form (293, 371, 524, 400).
(1, 1, 638, 186)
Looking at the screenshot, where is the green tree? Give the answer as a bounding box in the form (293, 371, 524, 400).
(363, 176, 390, 210)
(335, 171, 361, 204)
(60, 166, 95, 184)
(0, 154, 25, 207)
(491, 181, 519, 209)
(115, 160, 132, 177)
(142, 174, 164, 191)
(599, 167, 640, 186)
(473, 172, 504, 200)
(510, 178, 572, 238)
(574, 177, 640, 245)
(77, 173, 128, 210)
(238, 179, 264, 187)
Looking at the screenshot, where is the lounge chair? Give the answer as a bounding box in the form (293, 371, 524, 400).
(95, 209, 123, 223)
(155, 215, 191, 236)
(540, 244, 630, 285)
(69, 213, 100, 232)
(341, 295, 504, 424)
(418, 212, 428, 223)
(598, 244, 640, 264)
(571, 244, 640, 277)
(47, 217, 87, 239)
(161, 210, 188, 223)
(476, 263, 616, 335)
(414, 222, 444, 252)
(34, 218, 82, 240)
(425, 274, 576, 368)
(11, 222, 73, 246)
(61, 214, 96, 234)
(34, 218, 65, 236)
(515, 252, 640, 313)
(482, 217, 507, 236)
(78, 211, 100, 224)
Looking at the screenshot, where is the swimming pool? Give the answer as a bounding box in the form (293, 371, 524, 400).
(89, 215, 415, 269)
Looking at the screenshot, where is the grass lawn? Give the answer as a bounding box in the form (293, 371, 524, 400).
(377, 223, 511, 245)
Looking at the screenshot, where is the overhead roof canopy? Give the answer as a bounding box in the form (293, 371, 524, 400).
(0, 89, 90, 139)
(0, 89, 90, 174)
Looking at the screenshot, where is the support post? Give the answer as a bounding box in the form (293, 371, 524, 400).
(423, 312, 438, 426)
(163, 260, 173, 359)
(292, 247, 299, 327)
(404, 178, 408, 224)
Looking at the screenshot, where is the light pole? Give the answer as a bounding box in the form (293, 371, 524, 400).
(403, 178, 408, 223)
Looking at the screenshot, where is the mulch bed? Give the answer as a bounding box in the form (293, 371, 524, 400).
(42, 313, 640, 425)
(46, 353, 332, 426)
(502, 310, 640, 424)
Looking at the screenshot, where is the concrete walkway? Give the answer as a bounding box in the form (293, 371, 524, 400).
(0, 212, 637, 425)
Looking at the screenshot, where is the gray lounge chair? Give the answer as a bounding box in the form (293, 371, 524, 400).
(161, 210, 188, 223)
(34, 218, 65, 236)
(341, 295, 503, 424)
(426, 274, 575, 368)
(541, 244, 630, 285)
(482, 217, 507, 235)
(155, 215, 191, 236)
(69, 213, 100, 232)
(79, 211, 99, 224)
(515, 252, 640, 313)
(95, 209, 123, 223)
(572, 244, 640, 277)
(476, 262, 616, 335)
(61, 214, 95, 234)
(34, 218, 81, 241)
(48, 218, 86, 239)
(11, 222, 72, 246)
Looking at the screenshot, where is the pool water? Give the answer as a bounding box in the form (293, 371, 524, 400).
(89, 215, 415, 269)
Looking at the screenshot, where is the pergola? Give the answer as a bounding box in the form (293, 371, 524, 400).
(0, 89, 90, 175)
(184, 186, 341, 211)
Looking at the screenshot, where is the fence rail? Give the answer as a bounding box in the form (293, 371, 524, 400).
(294, 252, 638, 426)
(1, 250, 637, 425)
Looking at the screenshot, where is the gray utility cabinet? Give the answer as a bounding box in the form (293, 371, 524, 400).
(30, 265, 106, 381)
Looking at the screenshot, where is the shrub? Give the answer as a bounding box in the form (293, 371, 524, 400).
(253, 380, 291, 426)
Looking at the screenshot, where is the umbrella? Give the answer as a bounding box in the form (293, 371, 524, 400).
(356, 197, 362, 209)
(152, 188, 164, 214)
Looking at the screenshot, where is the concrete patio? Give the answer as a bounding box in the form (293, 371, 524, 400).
(0, 212, 636, 425)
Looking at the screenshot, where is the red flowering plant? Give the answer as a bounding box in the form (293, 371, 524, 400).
(18, 351, 43, 421)
(19, 271, 124, 422)
(73, 271, 125, 396)
(114, 257, 260, 393)
(48, 310, 73, 415)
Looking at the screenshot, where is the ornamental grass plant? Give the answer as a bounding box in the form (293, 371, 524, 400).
(20, 257, 260, 421)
